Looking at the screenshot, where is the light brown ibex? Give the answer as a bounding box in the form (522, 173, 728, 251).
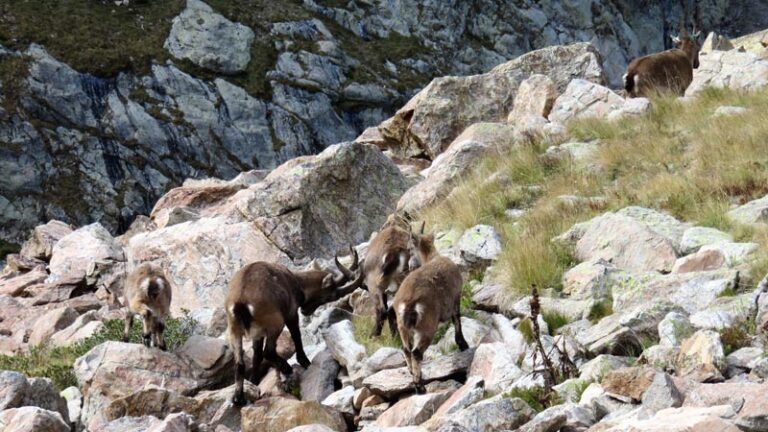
(123, 263, 172, 350)
(393, 226, 469, 393)
(225, 248, 364, 406)
(624, 3, 702, 97)
(363, 214, 414, 337)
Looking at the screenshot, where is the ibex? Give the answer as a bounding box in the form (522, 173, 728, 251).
(226, 248, 364, 406)
(363, 214, 413, 337)
(624, 6, 702, 98)
(393, 226, 469, 393)
(123, 263, 172, 350)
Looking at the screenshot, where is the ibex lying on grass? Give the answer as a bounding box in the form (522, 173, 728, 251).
(123, 263, 172, 350)
(393, 226, 469, 393)
(624, 5, 702, 98)
(226, 248, 364, 406)
(363, 214, 414, 337)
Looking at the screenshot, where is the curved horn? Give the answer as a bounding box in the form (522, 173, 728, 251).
(335, 269, 365, 297)
(419, 221, 425, 234)
(349, 245, 359, 271)
(692, 0, 701, 35)
(679, 0, 689, 37)
(333, 247, 357, 282)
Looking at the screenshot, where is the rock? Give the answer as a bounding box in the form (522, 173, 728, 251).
(713, 106, 749, 117)
(321, 386, 355, 416)
(19, 220, 72, 261)
(396, 123, 516, 214)
(241, 398, 347, 432)
(127, 216, 290, 315)
(672, 249, 727, 273)
(165, 0, 255, 74)
(456, 224, 503, 265)
(431, 376, 485, 418)
(286, 426, 336, 432)
(234, 142, 410, 260)
(380, 42, 604, 159)
(468, 342, 523, 394)
(186, 307, 227, 337)
(0, 407, 69, 432)
(728, 194, 768, 226)
(175, 335, 232, 379)
(553, 378, 591, 403)
(508, 74, 558, 121)
(0, 267, 47, 297)
(549, 79, 626, 123)
(676, 330, 726, 382)
(60, 386, 82, 427)
(606, 97, 652, 121)
(599, 405, 739, 431)
(518, 403, 595, 432)
(562, 258, 617, 300)
(543, 141, 599, 166)
(725, 347, 763, 376)
(699, 242, 758, 267)
(301, 350, 340, 402)
(366, 347, 407, 373)
(49, 311, 103, 347)
(363, 350, 475, 399)
(680, 227, 733, 255)
(48, 223, 125, 282)
(700, 32, 735, 54)
(641, 372, 683, 413)
(658, 311, 694, 347)
(638, 344, 680, 372)
(374, 391, 452, 427)
(0, 371, 28, 410)
(430, 317, 489, 356)
(579, 355, 635, 383)
(683, 382, 768, 431)
(686, 49, 768, 96)
(323, 320, 367, 383)
(573, 213, 678, 273)
(73, 342, 209, 428)
(27, 307, 79, 346)
(601, 367, 657, 402)
(422, 395, 534, 431)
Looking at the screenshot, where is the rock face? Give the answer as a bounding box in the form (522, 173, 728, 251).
(686, 49, 768, 96)
(548, 79, 627, 123)
(241, 398, 347, 432)
(0, 406, 70, 432)
(164, 0, 255, 74)
(48, 223, 125, 281)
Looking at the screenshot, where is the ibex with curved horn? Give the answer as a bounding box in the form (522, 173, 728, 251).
(225, 247, 364, 405)
(624, 1, 702, 97)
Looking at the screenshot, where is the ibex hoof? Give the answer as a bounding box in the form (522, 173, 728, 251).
(231, 392, 247, 407)
(414, 383, 426, 394)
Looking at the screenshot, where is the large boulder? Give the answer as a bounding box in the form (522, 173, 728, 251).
(508, 74, 558, 121)
(127, 216, 290, 314)
(19, 220, 72, 261)
(572, 213, 678, 273)
(379, 42, 604, 159)
(684, 382, 768, 431)
(676, 330, 726, 382)
(233, 142, 410, 260)
(0, 407, 69, 432)
(601, 367, 656, 402)
(468, 342, 523, 394)
(549, 79, 627, 123)
(686, 49, 768, 96)
(241, 398, 347, 432)
(48, 223, 125, 282)
(727, 194, 768, 226)
(422, 395, 534, 431)
(396, 123, 516, 214)
(373, 391, 452, 427)
(0, 372, 68, 422)
(599, 405, 740, 431)
(164, 0, 255, 74)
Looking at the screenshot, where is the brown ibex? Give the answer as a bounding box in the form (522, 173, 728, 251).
(363, 214, 414, 337)
(123, 263, 172, 350)
(624, 4, 702, 97)
(393, 226, 469, 393)
(226, 248, 364, 406)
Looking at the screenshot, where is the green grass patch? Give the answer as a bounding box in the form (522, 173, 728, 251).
(0, 314, 197, 390)
(720, 322, 754, 356)
(542, 310, 570, 335)
(518, 318, 535, 344)
(587, 299, 614, 323)
(503, 386, 563, 412)
(351, 314, 402, 354)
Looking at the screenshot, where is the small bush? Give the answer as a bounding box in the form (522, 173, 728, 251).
(542, 310, 570, 335)
(720, 323, 753, 356)
(503, 386, 562, 412)
(0, 314, 197, 390)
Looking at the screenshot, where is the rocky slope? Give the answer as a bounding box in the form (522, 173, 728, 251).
(2, 0, 768, 247)
(2, 27, 768, 431)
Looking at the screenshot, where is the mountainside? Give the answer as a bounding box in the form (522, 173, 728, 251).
(1, 0, 768, 248)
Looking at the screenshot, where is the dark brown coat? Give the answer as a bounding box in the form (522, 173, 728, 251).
(123, 263, 172, 350)
(624, 34, 701, 97)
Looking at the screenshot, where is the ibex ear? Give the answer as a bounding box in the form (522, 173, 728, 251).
(671, 35, 681, 44)
(321, 273, 335, 289)
(692, 30, 701, 39)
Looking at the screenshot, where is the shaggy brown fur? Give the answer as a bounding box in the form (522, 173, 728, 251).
(624, 32, 701, 97)
(393, 229, 468, 392)
(123, 263, 172, 351)
(225, 251, 363, 406)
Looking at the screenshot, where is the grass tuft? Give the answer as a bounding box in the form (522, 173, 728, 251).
(351, 314, 402, 354)
(503, 386, 563, 412)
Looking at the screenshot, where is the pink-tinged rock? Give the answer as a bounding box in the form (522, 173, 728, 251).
(549, 79, 626, 123)
(241, 397, 347, 432)
(683, 382, 768, 431)
(19, 220, 73, 261)
(27, 306, 79, 346)
(686, 50, 768, 96)
(431, 375, 485, 418)
(672, 249, 726, 273)
(374, 391, 453, 427)
(469, 342, 522, 394)
(48, 223, 124, 281)
(0, 267, 47, 296)
(0, 407, 69, 432)
(601, 367, 656, 401)
(600, 405, 739, 431)
(508, 74, 558, 121)
(676, 330, 726, 382)
(574, 213, 677, 273)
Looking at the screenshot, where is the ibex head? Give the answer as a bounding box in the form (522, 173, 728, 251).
(301, 246, 364, 315)
(407, 222, 436, 269)
(672, 1, 702, 68)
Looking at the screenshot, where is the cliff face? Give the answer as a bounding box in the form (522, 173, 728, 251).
(0, 0, 766, 245)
